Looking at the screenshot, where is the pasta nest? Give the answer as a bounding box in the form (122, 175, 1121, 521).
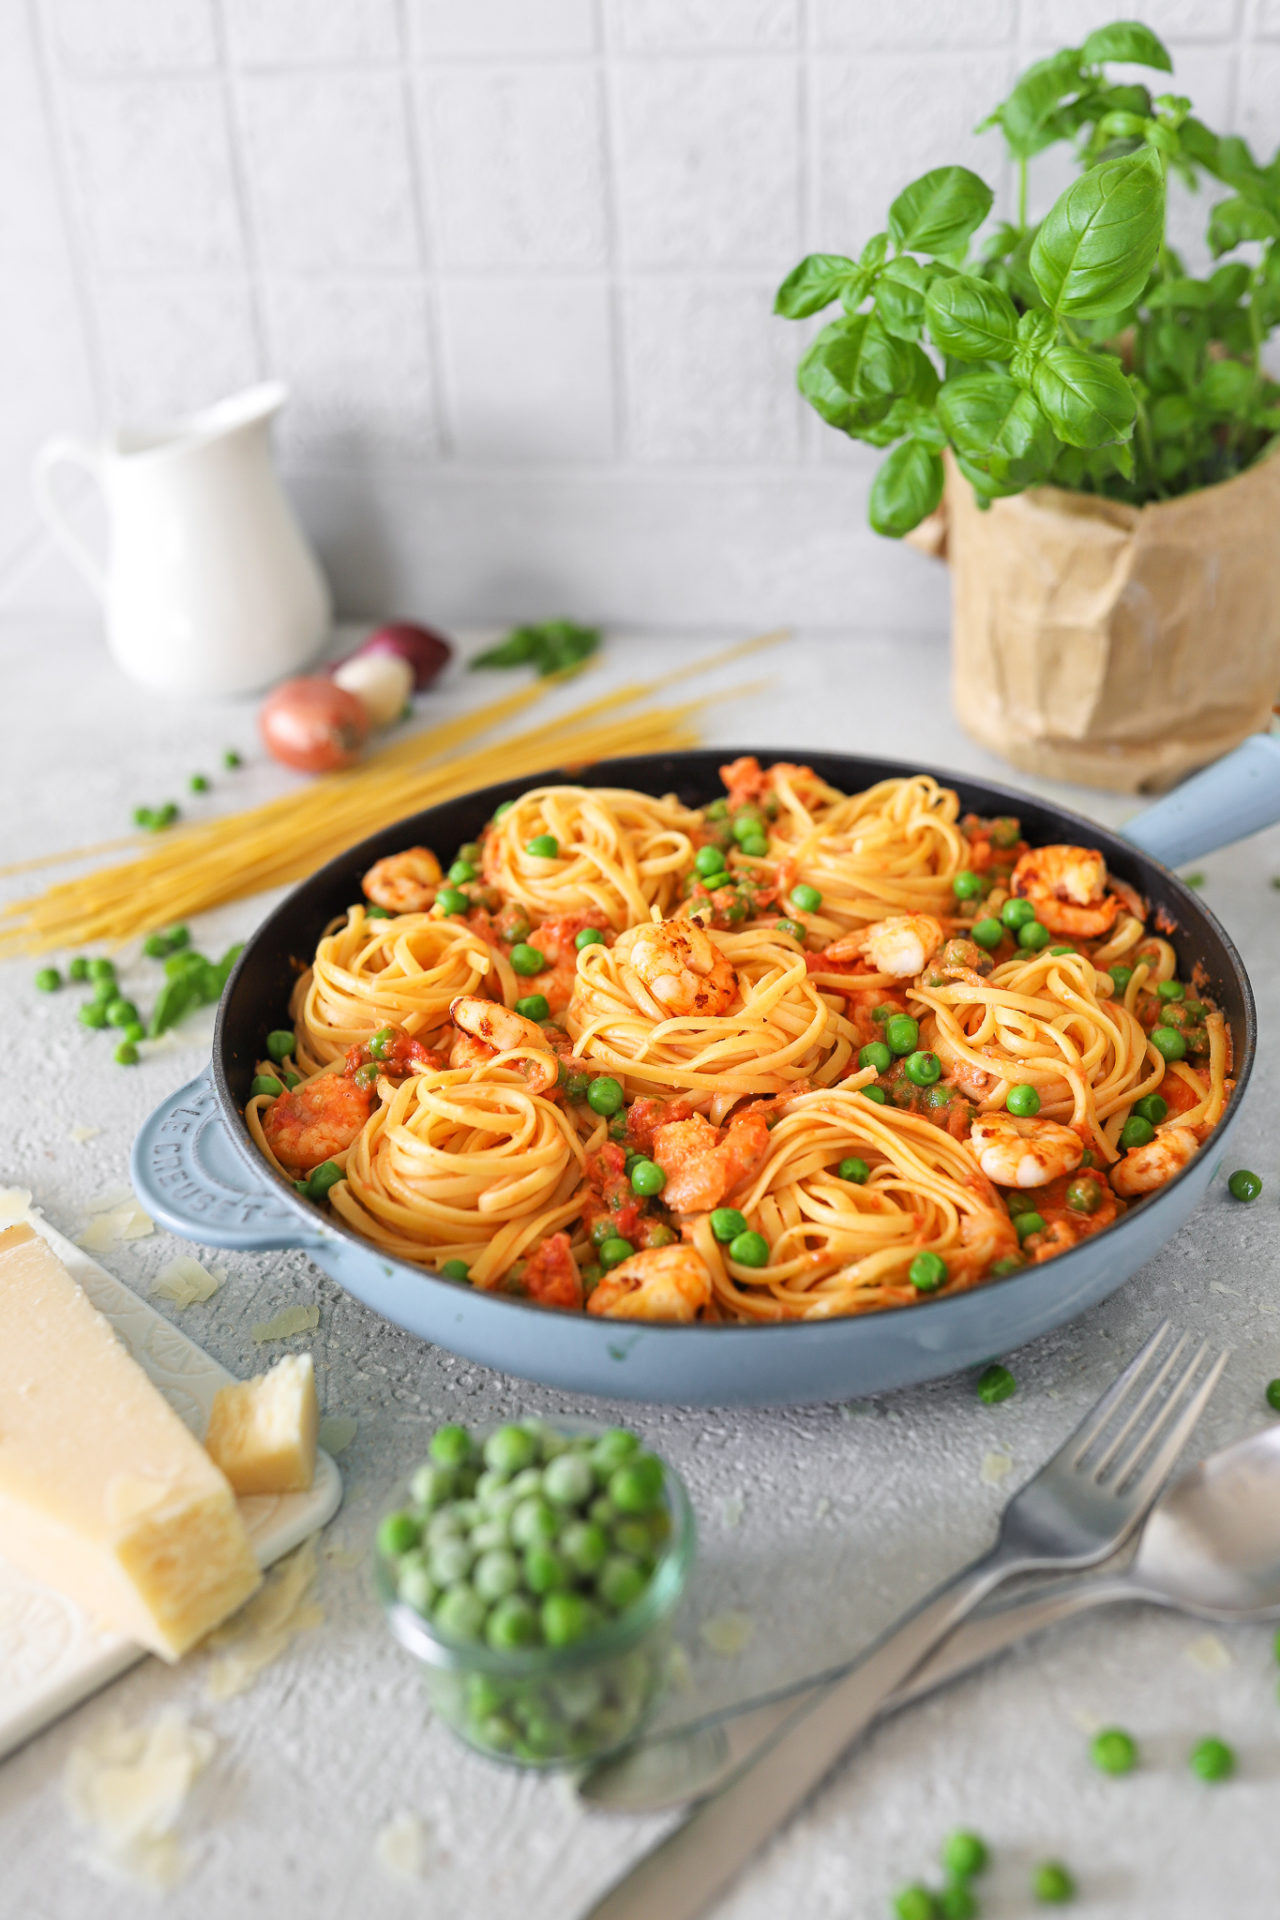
(481, 785, 701, 931)
(765, 775, 969, 941)
(291, 908, 492, 1073)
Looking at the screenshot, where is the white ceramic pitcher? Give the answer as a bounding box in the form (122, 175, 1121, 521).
(33, 383, 332, 695)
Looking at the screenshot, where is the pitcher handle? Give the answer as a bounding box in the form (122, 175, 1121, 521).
(32, 435, 107, 602)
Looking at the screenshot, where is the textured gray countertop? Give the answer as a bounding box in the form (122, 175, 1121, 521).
(3, 615, 1279, 1920)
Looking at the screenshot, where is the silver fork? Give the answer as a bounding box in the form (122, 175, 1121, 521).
(583, 1323, 1227, 1920)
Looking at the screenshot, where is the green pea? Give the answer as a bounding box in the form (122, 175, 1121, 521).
(575, 927, 605, 950)
(88, 957, 116, 983)
(739, 832, 769, 858)
(600, 1555, 647, 1611)
(249, 1074, 283, 1099)
(524, 1544, 569, 1593)
(562, 1519, 609, 1575)
(378, 1510, 420, 1558)
(436, 886, 470, 916)
(448, 858, 476, 885)
(105, 997, 139, 1028)
(837, 1156, 870, 1184)
(1014, 1211, 1045, 1241)
(587, 1076, 624, 1117)
(977, 1363, 1016, 1404)
(909, 1251, 947, 1291)
(397, 1561, 435, 1615)
(1156, 978, 1184, 1001)
(114, 1040, 139, 1065)
(695, 844, 726, 878)
(409, 1461, 456, 1509)
(434, 1585, 486, 1643)
(542, 1590, 593, 1647)
(1065, 1176, 1102, 1214)
(599, 1237, 634, 1271)
(364, 904, 392, 920)
(790, 883, 822, 913)
(1001, 896, 1036, 929)
(473, 1548, 521, 1603)
(525, 834, 559, 859)
(609, 1454, 665, 1514)
(34, 966, 61, 992)
(1049, 944, 1075, 956)
(439, 1258, 470, 1282)
(486, 1594, 539, 1650)
(613, 1516, 656, 1559)
(591, 1428, 640, 1472)
(1091, 1727, 1137, 1774)
(775, 919, 806, 941)
(484, 1425, 539, 1474)
(514, 993, 550, 1021)
(223, 748, 243, 769)
(884, 1014, 919, 1056)
(941, 1830, 989, 1879)
(952, 870, 982, 901)
(1151, 1025, 1187, 1061)
(188, 772, 210, 794)
(79, 1000, 108, 1029)
(630, 1158, 666, 1197)
(1106, 964, 1134, 998)
(854, 1040, 889, 1075)
(264, 1029, 294, 1063)
(1132, 1094, 1168, 1125)
(728, 1230, 769, 1268)
(893, 1886, 939, 1920)
(989, 1253, 1025, 1277)
(904, 1050, 941, 1087)
(939, 1886, 977, 1920)
(68, 956, 90, 981)
(1189, 1736, 1234, 1781)
(510, 1497, 558, 1549)
(1018, 920, 1051, 951)
(862, 1086, 888, 1104)
(510, 942, 546, 976)
(1266, 1380, 1280, 1412)
(458, 843, 482, 864)
(1006, 1083, 1040, 1117)
(427, 1424, 472, 1468)
(699, 869, 731, 893)
(428, 1534, 475, 1586)
(1119, 1114, 1155, 1151)
(492, 800, 515, 819)
(971, 917, 1003, 950)
(703, 798, 729, 821)
(544, 1452, 594, 1507)
(124, 1021, 145, 1045)
(1228, 1168, 1262, 1202)
(1032, 1861, 1075, 1904)
(710, 1208, 748, 1243)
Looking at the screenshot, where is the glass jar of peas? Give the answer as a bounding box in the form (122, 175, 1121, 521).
(374, 1417, 695, 1768)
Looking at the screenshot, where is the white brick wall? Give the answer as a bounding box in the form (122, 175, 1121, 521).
(2, 0, 1270, 633)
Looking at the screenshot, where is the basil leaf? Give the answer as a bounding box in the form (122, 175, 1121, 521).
(1208, 196, 1280, 256)
(774, 253, 861, 319)
(860, 232, 890, 271)
(1080, 22, 1172, 72)
(1030, 147, 1165, 317)
(1143, 276, 1214, 311)
(982, 50, 1086, 162)
(1200, 359, 1255, 414)
(1207, 261, 1251, 305)
(924, 274, 1019, 361)
(149, 977, 198, 1038)
(868, 440, 945, 538)
(1150, 392, 1195, 436)
(1031, 345, 1136, 448)
(888, 166, 994, 257)
(938, 373, 1055, 485)
(796, 315, 899, 432)
(874, 259, 928, 340)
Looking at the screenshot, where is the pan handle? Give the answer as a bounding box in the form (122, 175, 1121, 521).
(1121, 731, 1280, 868)
(131, 1066, 329, 1253)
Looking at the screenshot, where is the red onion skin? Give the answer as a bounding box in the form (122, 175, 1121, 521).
(355, 622, 453, 691)
(259, 677, 369, 772)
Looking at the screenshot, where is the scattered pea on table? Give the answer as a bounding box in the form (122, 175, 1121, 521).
(1189, 1737, 1235, 1781)
(1090, 1726, 1137, 1774)
(977, 1364, 1016, 1404)
(1032, 1861, 1076, 1903)
(1228, 1169, 1262, 1202)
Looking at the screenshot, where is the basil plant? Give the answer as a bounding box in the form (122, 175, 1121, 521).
(777, 19, 1280, 536)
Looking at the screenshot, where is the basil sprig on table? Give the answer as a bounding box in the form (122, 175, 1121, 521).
(777, 20, 1280, 534)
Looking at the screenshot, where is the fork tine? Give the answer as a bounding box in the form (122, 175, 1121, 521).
(1088, 1331, 1193, 1481)
(1063, 1319, 1174, 1463)
(1111, 1347, 1230, 1509)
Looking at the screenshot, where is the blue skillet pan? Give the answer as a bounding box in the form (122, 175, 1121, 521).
(132, 739, 1278, 1407)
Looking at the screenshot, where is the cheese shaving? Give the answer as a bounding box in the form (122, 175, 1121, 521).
(86, 1184, 135, 1214)
(1185, 1631, 1233, 1673)
(699, 1610, 754, 1657)
(153, 1257, 224, 1308)
(318, 1413, 358, 1455)
(204, 1536, 322, 1700)
(251, 1304, 320, 1344)
(64, 1711, 215, 1889)
(0, 1187, 34, 1225)
(76, 1202, 155, 1253)
(69, 1124, 101, 1144)
(374, 1812, 429, 1881)
(981, 1449, 1014, 1485)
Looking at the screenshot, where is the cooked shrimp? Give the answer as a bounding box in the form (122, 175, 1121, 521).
(651, 1109, 771, 1213)
(1111, 1127, 1198, 1197)
(1010, 844, 1120, 939)
(623, 918, 737, 1017)
(262, 1073, 374, 1174)
(968, 1113, 1084, 1188)
(587, 1243, 713, 1322)
(826, 915, 944, 978)
(928, 1029, 999, 1102)
(362, 846, 443, 914)
(448, 995, 558, 1093)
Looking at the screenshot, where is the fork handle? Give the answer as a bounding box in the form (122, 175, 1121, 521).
(585, 1545, 1024, 1920)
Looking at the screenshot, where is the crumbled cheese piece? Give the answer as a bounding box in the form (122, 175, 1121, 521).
(981, 1450, 1014, 1485)
(204, 1536, 322, 1701)
(86, 1184, 135, 1215)
(374, 1812, 429, 1881)
(76, 1203, 155, 1253)
(699, 1610, 754, 1657)
(1209, 1281, 1241, 1298)
(0, 1186, 34, 1225)
(318, 1413, 358, 1456)
(204, 1354, 317, 1495)
(1185, 1631, 1233, 1673)
(720, 1494, 744, 1530)
(153, 1256, 224, 1308)
(69, 1124, 101, 1145)
(250, 1304, 320, 1344)
(65, 1711, 215, 1888)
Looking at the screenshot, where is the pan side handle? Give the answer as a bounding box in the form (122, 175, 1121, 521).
(131, 1066, 329, 1252)
(1122, 732, 1280, 868)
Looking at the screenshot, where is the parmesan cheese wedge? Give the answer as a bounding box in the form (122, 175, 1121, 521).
(0, 1224, 261, 1661)
(203, 1353, 318, 1496)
